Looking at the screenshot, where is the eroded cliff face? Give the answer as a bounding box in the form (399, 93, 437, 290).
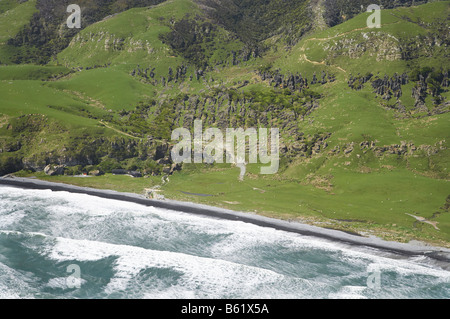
(68, 32, 155, 54)
(322, 32, 402, 61)
(312, 10, 448, 64)
(0, 113, 173, 175)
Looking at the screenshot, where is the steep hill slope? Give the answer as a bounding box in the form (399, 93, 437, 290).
(2, 0, 167, 64)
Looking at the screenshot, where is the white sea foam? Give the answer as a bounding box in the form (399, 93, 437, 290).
(1, 186, 449, 299)
(0, 209, 26, 228)
(0, 260, 35, 299)
(51, 235, 307, 296)
(31, 231, 449, 298)
(3, 186, 450, 279)
(2, 187, 449, 270)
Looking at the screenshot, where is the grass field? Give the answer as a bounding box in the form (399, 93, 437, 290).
(47, 67, 155, 111)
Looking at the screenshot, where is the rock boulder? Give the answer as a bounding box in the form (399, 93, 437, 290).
(44, 164, 65, 176)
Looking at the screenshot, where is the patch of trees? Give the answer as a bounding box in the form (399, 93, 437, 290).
(0, 155, 23, 176)
(117, 100, 177, 140)
(159, 17, 256, 69)
(198, 0, 311, 50)
(159, 18, 221, 68)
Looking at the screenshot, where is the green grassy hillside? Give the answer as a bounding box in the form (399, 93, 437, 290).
(0, 0, 37, 64)
(0, 0, 449, 246)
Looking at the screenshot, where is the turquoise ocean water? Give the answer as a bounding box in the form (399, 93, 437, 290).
(0, 186, 448, 299)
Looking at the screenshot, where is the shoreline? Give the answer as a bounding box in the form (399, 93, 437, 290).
(1, 176, 450, 266)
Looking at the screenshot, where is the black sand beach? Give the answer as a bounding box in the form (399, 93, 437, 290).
(1, 176, 450, 266)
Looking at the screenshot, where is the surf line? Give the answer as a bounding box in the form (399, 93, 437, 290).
(1, 176, 450, 264)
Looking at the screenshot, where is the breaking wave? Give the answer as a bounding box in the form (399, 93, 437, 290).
(0, 186, 448, 299)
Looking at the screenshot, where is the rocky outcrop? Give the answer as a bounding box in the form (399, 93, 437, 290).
(89, 169, 104, 176)
(343, 143, 354, 155)
(411, 74, 428, 107)
(328, 140, 444, 158)
(44, 164, 65, 176)
(259, 69, 335, 92)
(282, 133, 331, 157)
(372, 73, 407, 100)
(322, 32, 402, 62)
(130, 64, 189, 85)
(348, 69, 448, 115)
(348, 72, 408, 101)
